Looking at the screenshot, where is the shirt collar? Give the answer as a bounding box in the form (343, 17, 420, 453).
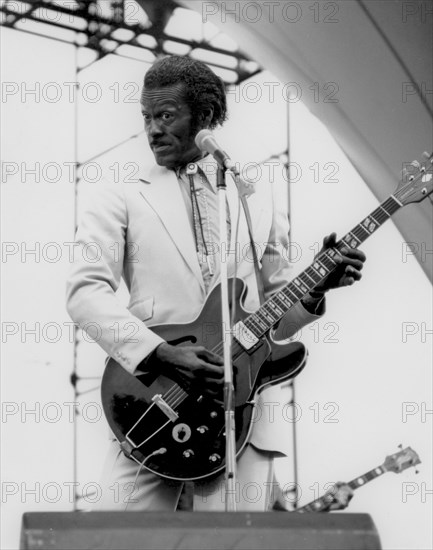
(195, 154, 218, 191)
(138, 154, 220, 191)
(173, 154, 219, 193)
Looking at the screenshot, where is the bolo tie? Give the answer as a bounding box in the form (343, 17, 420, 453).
(186, 162, 214, 277)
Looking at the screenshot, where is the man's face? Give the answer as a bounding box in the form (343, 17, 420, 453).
(141, 84, 202, 169)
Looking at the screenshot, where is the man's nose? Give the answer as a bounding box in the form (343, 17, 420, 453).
(147, 118, 163, 137)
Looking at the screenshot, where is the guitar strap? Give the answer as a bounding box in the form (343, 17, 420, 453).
(239, 192, 266, 306)
(193, 163, 266, 305)
(176, 192, 265, 511)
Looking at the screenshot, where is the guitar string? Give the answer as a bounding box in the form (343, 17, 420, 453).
(151, 175, 432, 409)
(160, 194, 401, 410)
(127, 168, 433, 453)
(124, 386, 184, 442)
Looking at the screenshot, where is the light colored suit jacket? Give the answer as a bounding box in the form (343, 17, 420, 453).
(66, 160, 321, 454)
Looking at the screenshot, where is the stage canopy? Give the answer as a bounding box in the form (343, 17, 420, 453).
(176, 0, 433, 280)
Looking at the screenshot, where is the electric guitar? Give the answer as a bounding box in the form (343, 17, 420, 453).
(101, 153, 433, 481)
(296, 446, 421, 512)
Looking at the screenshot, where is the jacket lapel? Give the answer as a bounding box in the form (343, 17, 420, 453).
(139, 165, 205, 292)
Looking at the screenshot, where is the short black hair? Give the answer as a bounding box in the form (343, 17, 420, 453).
(143, 55, 228, 130)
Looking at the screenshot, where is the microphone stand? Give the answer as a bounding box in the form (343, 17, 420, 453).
(216, 163, 237, 512)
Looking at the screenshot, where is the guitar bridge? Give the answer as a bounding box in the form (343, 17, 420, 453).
(152, 394, 179, 422)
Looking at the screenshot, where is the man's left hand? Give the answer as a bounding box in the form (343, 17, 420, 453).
(315, 232, 366, 293)
(324, 482, 354, 511)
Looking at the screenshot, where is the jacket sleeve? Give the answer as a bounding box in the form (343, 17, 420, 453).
(66, 183, 164, 373)
(259, 177, 325, 341)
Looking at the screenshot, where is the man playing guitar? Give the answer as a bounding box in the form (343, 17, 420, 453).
(66, 55, 365, 511)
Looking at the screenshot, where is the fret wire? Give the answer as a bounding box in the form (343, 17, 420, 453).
(384, 196, 401, 212)
(256, 315, 270, 331)
(348, 468, 384, 490)
(321, 256, 335, 268)
(257, 311, 274, 328)
(279, 293, 294, 310)
(274, 293, 291, 309)
(311, 264, 325, 278)
(377, 208, 390, 221)
(369, 213, 381, 225)
(380, 199, 399, 217)
(268, 299, 284, 316)
(239, 193, 404, 351)
(348, 231, 362, 244)
(298, 271, 314, 284)
(316, 257, 330, 270)
(254, 311, 272, 329)
(374, 207, 389, 219)
(354, 225, 370, 239)
(244, 316, 263, 335)
(312, 258, 330, 278)
(267, 298, 283, 313)
(262, 304, 279, 322)
(318, 259, 333, 273)
(264, 302, 280, 325)
(280, 287, 294, 303)
(295, 275, 312, 293)
(249, 316, 263, 331)
(302, 271, 317, 286)
(284, 286, 301, 302)
(324, 251, 338, 265)
(288, 284, 304, 300)
(250, 314, 268, 332)
(351, 232, 367, 245)
(305, 267, 322, 283)
(245, 313, 265, 334)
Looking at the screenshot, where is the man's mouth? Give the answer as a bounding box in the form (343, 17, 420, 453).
(152, 143, 171, 152)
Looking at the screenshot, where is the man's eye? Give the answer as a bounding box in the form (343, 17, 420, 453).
(142, 114, 151, 122)
(161, 113, 173, 121)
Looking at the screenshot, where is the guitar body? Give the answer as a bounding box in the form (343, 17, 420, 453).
(101, 278, 307, 481)
(101, 153, 433, 481)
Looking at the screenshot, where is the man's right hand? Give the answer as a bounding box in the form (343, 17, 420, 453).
(151, 342, 224, 400)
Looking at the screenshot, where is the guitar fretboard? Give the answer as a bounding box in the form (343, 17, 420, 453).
(243, 195, 402, 337)
(297, 465, 387, 513)
(157, 194, 403, 411)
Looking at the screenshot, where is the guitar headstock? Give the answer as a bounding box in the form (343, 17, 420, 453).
(383, 446, 421, 473)
(395, 152, 433, 205)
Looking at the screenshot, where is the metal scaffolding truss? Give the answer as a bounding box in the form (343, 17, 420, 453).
(0, 0, 261, 82)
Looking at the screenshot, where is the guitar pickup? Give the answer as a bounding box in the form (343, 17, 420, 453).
(152, 394, 179, 422)
(232, 321, 260, 351)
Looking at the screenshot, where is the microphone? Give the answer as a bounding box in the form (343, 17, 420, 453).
(195, 129, 239, 175)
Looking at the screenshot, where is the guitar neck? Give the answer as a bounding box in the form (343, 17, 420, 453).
(242, 194, 402, 337)
(297, 464, 387, 513)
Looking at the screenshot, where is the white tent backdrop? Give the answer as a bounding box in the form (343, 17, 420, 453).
(179, 0, 433, 280)
(1, 2, 432, 550)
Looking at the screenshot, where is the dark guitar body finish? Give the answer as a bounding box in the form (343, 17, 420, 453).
(101, 153, 433, 480)
(101, 278, 307, 481)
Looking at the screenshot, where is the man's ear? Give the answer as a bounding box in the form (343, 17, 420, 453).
(200, 107, 214, 128)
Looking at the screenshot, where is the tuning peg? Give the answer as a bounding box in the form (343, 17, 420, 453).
(401, 162, 420, 181)
(408, 161, 421, 180)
